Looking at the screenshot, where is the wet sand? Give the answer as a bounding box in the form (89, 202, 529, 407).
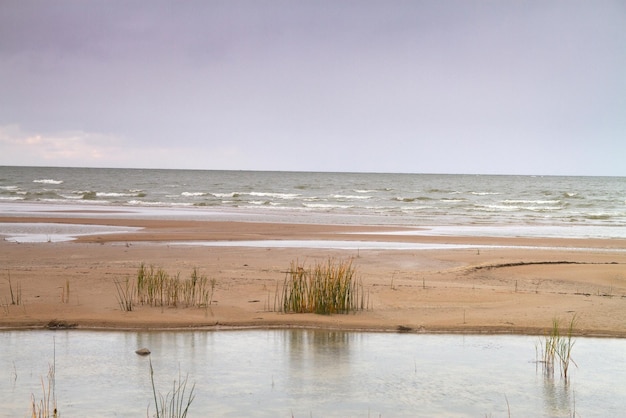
(1, 216, 625, 337)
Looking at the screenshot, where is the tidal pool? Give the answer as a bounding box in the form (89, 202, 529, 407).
(1, 329, 624, 417)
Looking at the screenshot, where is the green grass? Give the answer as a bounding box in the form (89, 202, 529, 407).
(277, 259, 367, 315)
(539, 314, 578, 379)
(116, 264, 216, 311)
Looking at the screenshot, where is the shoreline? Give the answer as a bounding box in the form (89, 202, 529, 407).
(1, 216, 625, 337)
(3, 323, 626, 339)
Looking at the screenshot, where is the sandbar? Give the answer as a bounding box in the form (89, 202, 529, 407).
(1, 216, 625, 337)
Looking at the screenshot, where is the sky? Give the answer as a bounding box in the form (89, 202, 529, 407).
(1, 1, 625, 175)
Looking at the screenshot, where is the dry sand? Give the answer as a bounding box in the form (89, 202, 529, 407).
(1, 216, 625, 337)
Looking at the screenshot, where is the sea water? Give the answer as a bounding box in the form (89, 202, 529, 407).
(1, 330, 625, 417)
(1, 166, 625, 237)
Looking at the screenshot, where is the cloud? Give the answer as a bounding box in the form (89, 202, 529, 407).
(0, 125, 257, 170)
(0, 125, 119, 165)
(1, 1, 625, 175)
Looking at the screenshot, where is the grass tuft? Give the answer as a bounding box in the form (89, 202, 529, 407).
(277, 258, 367, 315)
(116, 264, 216, 311)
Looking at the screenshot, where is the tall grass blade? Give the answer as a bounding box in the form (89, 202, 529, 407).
(278, 258, 365, 315)
(149, 358, 196, 418)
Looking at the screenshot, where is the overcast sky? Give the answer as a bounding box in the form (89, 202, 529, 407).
(1, 1, 625, 175)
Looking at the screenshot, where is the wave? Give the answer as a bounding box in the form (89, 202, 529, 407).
(332, 194, 372, 200)
(97, 192, 143, 198)
(470, 191, 500, 196)
(474, 204, 525, 212)
(501, 199, 561, 205)
(181, 192, 208, 197)
(211, 191, 300, 200)
(33, 179, 63, 185)
(67, 190, 145, 200)
(3, 169, 623, 229)
(249, 192, 300, 199)
(127, 200, 192, 207)
(303, 203, 354, 209)
(393, 196, 433, 202)
(59, 194, 84, 200)
(212, 192, 241, 198)
(397, 205, 436, 212)
(476, 204, 562, 213)
(25, 190, 64, 199)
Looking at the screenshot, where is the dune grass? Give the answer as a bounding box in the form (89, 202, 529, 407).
(116, 264, 215, 312)
(277, 259, 367, 314)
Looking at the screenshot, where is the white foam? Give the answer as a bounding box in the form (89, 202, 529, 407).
(181, 192, 207, 197)
(33, 179, 63, 185)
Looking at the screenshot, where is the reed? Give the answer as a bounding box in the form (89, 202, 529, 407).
(7, 272, 22, 306)
(556, 314, 578, 379)
(114, 278, 135, 312)
(117, 264, 215, 311)
(30, 364, 57, 418)
(278, 259, 365, 314)
(539, 315, 578, 379)
(60, 279, 70, 304)
(30, 339, 57, 418)
(149, 359, 195, 418)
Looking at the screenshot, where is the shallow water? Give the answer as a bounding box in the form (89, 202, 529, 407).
(1, 330, 624, 417)
(0, 222, 142, 243)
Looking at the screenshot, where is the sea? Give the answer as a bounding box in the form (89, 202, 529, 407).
(0, 166, 625, 239)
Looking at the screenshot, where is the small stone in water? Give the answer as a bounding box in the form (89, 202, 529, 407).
(135, 348, 151, 356)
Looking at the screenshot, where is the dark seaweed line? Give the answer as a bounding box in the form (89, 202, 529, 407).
(470, 260, 621, 271)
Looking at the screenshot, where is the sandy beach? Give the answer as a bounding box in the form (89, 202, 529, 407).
(1, 216, 625, 337)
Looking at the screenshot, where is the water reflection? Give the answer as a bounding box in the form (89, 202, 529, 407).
(1, 330, 624, 417)
(542, 377, 573, 416)
(286, 330, 354, 372)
